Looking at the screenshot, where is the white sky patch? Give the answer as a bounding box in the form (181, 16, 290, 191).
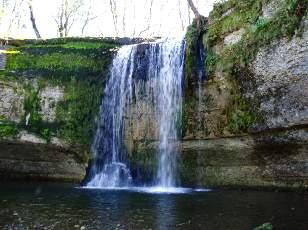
(0, 0, 217, 38)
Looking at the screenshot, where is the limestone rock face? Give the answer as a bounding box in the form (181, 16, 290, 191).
(39, 86, 64, 122)
(183, 71, 233, 139)
(0, 81, 64, 123)
(223, 28, 245, 46)
(261, 0, 281, 19)
(250, 20, 308, 129)
(0, 82, 24, 122)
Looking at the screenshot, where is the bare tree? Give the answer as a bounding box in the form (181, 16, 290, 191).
(55, 0, 83, 37)
(131, 0, 137, 37)
(6, 0, 25, 37)
(109, 0, 118, 36)
(137, 0, 154, 37)
(187, 0, 200, 18)
(121, 0, 127, 36)
(80, 0, 97, 36)
(177, 0, 185, 31)
(27, 0, 41, 38)
(187, 0, 201, 30)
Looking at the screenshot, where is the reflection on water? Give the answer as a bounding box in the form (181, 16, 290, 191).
(0, 182, 308, 229)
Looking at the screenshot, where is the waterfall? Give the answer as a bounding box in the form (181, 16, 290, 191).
(154, 40, 184, 187)
(85, 38, 185, 188)
(86, 45, 135, 187)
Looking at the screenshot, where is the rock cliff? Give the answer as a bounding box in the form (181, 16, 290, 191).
(127, 0, 308, 189)
(0, 38, 119, 181)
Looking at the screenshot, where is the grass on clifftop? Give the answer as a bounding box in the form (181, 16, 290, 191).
(5, 38, 118, 82)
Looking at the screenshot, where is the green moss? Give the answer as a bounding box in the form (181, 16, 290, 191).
(4, 38, 118, 84)
(1, 37, 119, 48)
(41, 128, 51, 141)
(6, 52, 99, 74)
(205, 0, 263, 48)
(217, 0, 307, 75)
(226, 109, 256, 133)
(225, 79, 257, 134)
(0, 115, 6, 121)
(23, 85, 42, 132)
(56, 75, 105, 146)
(181, 96, 198, 137)
(200, 0, 307, 133)
(22, 84, 53, 140)
(0, 123, 18, 138)
(205, 50, 219, 77)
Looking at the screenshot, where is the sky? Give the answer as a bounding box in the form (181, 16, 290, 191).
(0, 0, 218, 39)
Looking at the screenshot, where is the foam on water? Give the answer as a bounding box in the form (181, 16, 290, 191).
(81, 186, 212, 194)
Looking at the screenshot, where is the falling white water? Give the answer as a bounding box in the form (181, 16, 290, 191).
(152, 39, 184, 188)
(25, 113, 31, 126)
(86, 45, 136, 188)
(86, 38, 185, 189)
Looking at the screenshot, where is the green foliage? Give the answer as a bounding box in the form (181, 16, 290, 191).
(56, 76, 105, 146)
(41, 128, 50, 141)
(205, 0, 262, 48)
(205, 50, 219, 77)
(22, 85, 52, 140)
(6, 52, 99, 74)
(218, 0, 307, 75)
(2, 37, 119, 48)
(225, 79, 256, 134)
(4, 38, 118, 85)
(254, 223, 273, 230)
(227, 109, 255, 133)
(23, 85, 42, 134)
(0, 123, 17, 138)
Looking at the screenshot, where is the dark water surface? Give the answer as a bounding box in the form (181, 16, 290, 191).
(0, 182, 308, 229)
